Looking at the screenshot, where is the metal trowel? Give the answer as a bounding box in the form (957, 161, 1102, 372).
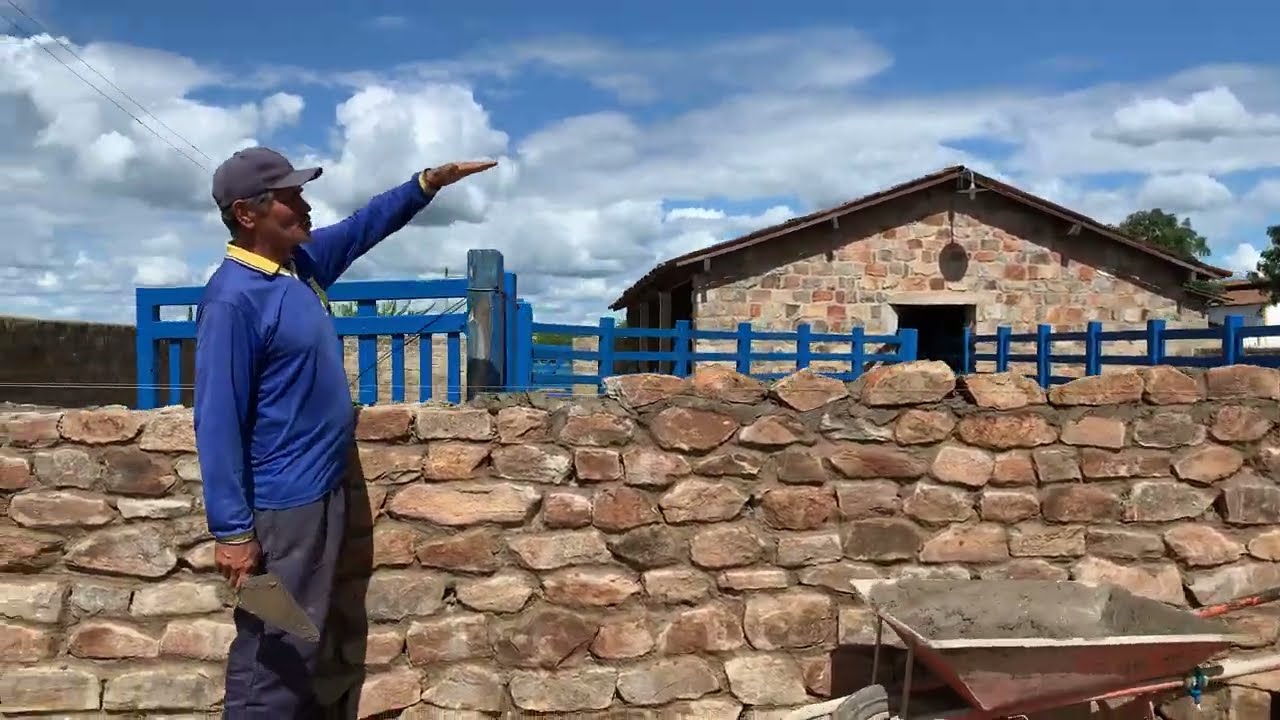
(237, 572, 321, 643)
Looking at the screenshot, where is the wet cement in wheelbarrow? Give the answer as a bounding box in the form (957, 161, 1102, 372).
(865, 579, 1228, 642)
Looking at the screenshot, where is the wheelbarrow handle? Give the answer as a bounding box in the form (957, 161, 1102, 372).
(1195, 585, 1280, 618)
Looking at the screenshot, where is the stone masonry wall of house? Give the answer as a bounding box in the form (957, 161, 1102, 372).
(688, 186, 1214, 377)
(2, 362, 1280, 718)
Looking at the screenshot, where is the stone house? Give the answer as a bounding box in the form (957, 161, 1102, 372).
(610, 166, 1233, 374)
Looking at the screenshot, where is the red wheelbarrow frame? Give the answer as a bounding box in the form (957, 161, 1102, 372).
(783, 581, 1280, 720)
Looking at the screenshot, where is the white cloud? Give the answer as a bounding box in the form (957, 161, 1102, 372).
(303, 83, 512, 227)
(1224, 243, 1262, 273)
(259, 92, 304, 130)
(1096, 86, 1280, 146)
(1244, 178, 1280, 209)
(3, 26, 1280, 328)
(0, 32, 294, 318)
(366, 15, 408, 30)
(1007, 75, 1280, 177)
(1020, 177, 1137, 226)
(79, 130, 137, 182)
(0, 32, 285, 212)
(134, 256, 192, 286)
(665, 207, 727, 222)
(431, 28, 893, 105)
(1135, 173, 1234, 213)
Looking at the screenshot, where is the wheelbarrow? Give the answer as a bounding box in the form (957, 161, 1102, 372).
(784, 578, 1280, 720)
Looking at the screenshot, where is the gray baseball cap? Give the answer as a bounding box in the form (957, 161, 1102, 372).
(211, 147, 322, 210)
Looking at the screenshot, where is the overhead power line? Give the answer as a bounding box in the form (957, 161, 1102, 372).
(0, 1, 210, 171)
(4, 0, 212, 165)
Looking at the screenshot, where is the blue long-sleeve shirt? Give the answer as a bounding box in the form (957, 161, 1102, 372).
(194, 173, 435, 542)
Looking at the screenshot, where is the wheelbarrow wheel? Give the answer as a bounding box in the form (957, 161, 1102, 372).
(832, 683, 890, 720)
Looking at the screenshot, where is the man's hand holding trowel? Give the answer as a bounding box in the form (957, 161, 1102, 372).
(216, 539, 259, 589)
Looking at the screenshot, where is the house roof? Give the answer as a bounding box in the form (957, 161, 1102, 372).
(1220, 277, 1272, 307)
(610, 165, 1234, 310)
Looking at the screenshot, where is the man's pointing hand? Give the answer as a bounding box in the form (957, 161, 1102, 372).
(423, 160, 498, 191)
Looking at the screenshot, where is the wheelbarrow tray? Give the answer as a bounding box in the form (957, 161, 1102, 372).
(851, 579, 1246, 715)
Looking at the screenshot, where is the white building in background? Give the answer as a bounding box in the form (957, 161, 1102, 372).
(1211, 279, 1280, 350)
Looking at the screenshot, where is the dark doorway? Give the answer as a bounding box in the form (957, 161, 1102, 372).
(893, 304, 973, 373)
(665, 282, 695, 374)
(671, 281, 693, 326)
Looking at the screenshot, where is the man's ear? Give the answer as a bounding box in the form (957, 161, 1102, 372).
(232, 200, 258, 232)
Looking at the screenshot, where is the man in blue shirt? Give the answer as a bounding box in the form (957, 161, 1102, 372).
(194, 147, 494, 718)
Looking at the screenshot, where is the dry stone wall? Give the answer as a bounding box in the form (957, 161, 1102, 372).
(2, 363, 1280, 718)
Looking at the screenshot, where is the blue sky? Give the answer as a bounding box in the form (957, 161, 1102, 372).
(51, 1, 1269, 94)
(2, 0, 1279, 321)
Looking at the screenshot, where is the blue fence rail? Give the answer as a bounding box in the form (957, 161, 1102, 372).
(134, 250, 516, 409)
(138, 247, 1280, 406)
(965, 315, 1280, 387)
(510, 304, 919, 391)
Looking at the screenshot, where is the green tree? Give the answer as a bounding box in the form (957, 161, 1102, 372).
(533, 318, 627, 347)
(1250, 225, 1280, 302)
(1115, 209, 1211, 259)
(533, 331, 573, 346)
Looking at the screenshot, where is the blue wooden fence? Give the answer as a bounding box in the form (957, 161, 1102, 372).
(137, 248, 1280, 405)
(134, 254, 516, 408)
(509, 303, 919, 391)
(965, 315, 1280, 387)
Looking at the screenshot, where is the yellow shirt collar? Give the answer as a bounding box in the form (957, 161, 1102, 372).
(225, 243, 327, 308)
(225, 243, 284, 275)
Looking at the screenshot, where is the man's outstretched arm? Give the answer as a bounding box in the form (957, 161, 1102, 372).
(193, 301, 259, 545)
(300, 161, 497, 288)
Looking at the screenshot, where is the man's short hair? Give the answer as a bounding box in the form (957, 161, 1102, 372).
(220, 191, 273, 237)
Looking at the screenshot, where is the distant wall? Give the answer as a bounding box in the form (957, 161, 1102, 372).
(0, 314, 479, 410)
(0, 316, 191, 409)
(2, 363, 1280, 717)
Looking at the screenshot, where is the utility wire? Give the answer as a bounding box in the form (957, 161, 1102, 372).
(0, 7, 209, 172)
(345, 298, 466, 394)
(4, 0, 213, 165)
(0, 5, 510, 397)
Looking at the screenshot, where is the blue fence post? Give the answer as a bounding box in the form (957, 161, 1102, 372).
(390, 335, 406, 402)
(1085, 321, 1103, 376)
(465, 249, 505, 400)
(167, 341, 183, 406)
(503, 272, 518, 384)
(134, 290, 159, 410)
(674, 320, 692, 376)
(795, 323, 812, 370)
(356, 299, 378, 405)
(418, 331, 434, 402)
(1035, 324, 1052, 388)
(897, 328, 918, 362)
(446, 334, 462, 403)
(598, 317, 616, 388)
(513, 301, 533, 391)
(735, 322, 752, 375)
(850, 326, 865, 379)
(995, 326, 1011, 372)
(1146, 319, 1166, 366)
(1223, 314, 1244, 365)
(961, 326, 973, 375)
